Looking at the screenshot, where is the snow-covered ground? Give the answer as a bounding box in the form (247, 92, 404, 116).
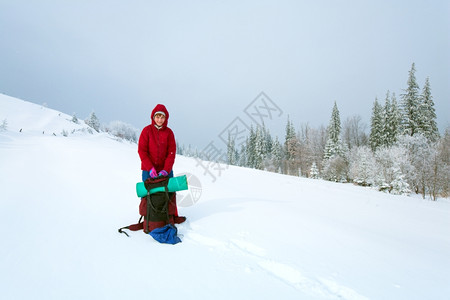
(1, 94, 449, 300)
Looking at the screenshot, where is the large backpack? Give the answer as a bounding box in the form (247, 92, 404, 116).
(119, 177, 181, 244)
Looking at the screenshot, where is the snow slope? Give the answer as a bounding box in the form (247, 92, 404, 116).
(1, 94, 450, 300)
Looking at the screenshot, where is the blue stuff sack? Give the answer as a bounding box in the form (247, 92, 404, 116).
(149, 224, 182, 244)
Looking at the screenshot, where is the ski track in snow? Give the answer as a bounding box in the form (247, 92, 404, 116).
(183, 225, 368, 300)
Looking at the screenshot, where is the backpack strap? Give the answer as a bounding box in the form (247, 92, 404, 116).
(163, 184, 171, 223)
(145, 191, 151, 233)
(118, 216, 144, 237)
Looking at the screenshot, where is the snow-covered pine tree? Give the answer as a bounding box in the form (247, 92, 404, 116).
(284, 116, 296, 160)
(390, 167, 411, 195)
(245, 128, 255, 168)
(85, 111, 101, 132)
(226, 131, 238, 165)
(401, 63, 421, 136)
(323, 101, 343, 160)
(176, 143, 184, 155)
(185, 144, 199, 158)
(419, 77, 439, 142)
(387, 93, 402, 146)
(271, 137, 283, 173)
(71, 113, 79, 124)
(245, 125, 265, 169)
(382, 91, 392, 147)
(309, 161, 320, 179)
(322, 102, 348, 182)
(237, 143, 246, 167)
(369, 98, 383, 151)
(284, 116, 299, 174)
(254, 126, 264, 170)
(262, 123, 273, 161)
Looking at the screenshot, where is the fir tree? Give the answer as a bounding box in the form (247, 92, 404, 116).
(262, 123, 273, 160)
(369, 98, 383, 151)
(381, 91, 402, 148)
(85, 111, 100, 132)
(401, 63, 421, 136)
(382, 91, 392, 146)
(226, 131, 237, 165)
(238, 143, 247, 167)
(284, 116, 296, 161)
(388, 93, 401, 146)
(323, 101, 343, 159)
(390, 167, 411, 195)
(327, 101, 341, 146)
(271, 137, 283, 173)
(309, 161, 320, 179)
(419, 77, 439, 142)
(246, 128, 256, 168)
(254, 126, 264, 170)
(322, 102, 347, 181)
(177, 143, 184, 156)
(71, 113, 79, 124)
(284, 116, 298, 174)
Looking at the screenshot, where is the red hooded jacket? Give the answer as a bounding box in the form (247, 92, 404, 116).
(138, 104, 176, 173)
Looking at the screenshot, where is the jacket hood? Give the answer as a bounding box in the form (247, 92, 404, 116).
(151, 104, 170, 128)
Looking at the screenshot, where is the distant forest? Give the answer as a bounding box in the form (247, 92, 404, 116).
(178, 63, 449, 200)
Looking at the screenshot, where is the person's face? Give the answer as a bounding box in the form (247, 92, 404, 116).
(154, 114, 166, 126)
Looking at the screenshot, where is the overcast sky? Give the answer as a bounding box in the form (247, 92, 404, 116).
(1, 0, 449, 150)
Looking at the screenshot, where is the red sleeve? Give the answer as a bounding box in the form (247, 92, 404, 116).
(163, 129, 176, 173)
(138, 126, 153, 171)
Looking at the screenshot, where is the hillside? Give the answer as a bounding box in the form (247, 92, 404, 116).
(1, 94, 449, 300)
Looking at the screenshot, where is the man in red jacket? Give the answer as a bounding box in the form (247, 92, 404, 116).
(138, 104, 185, 230)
